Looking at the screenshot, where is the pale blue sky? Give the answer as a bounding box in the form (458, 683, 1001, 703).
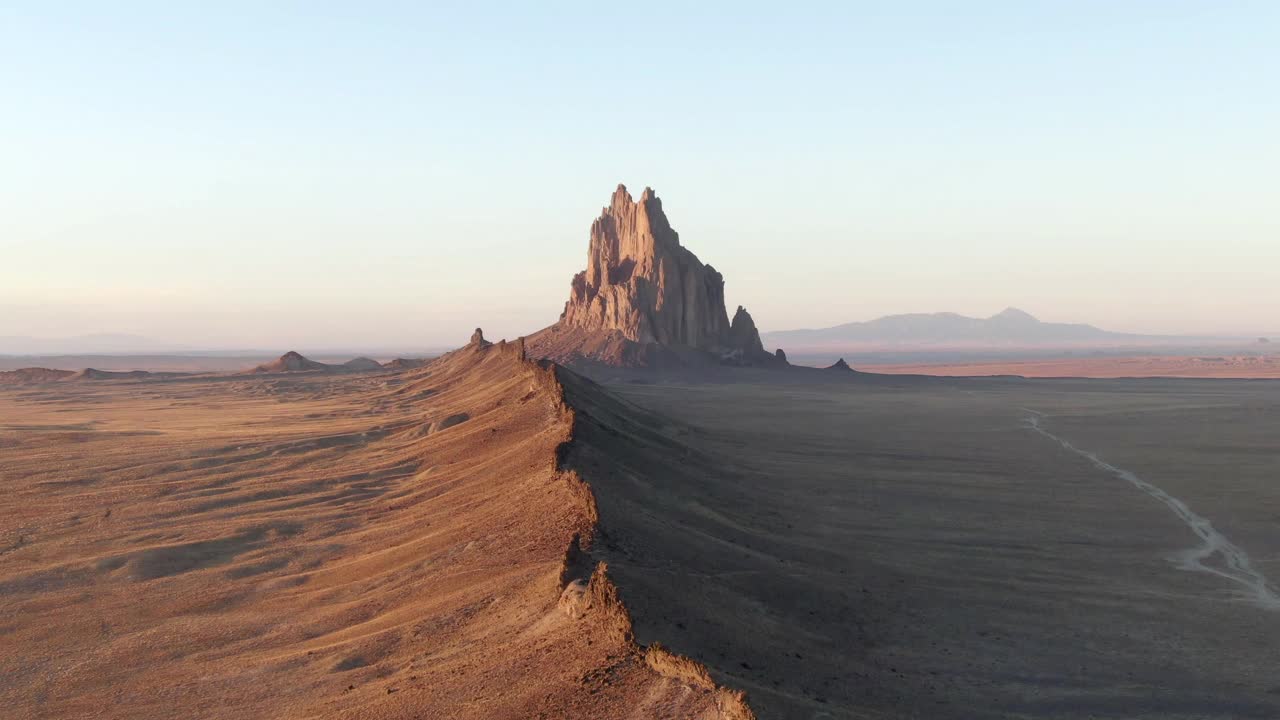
(2, 2, 1277, 349)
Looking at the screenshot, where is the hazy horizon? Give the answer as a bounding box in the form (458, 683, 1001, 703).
(5, 3, 1277, 348)
(2, 302, 1275, 357)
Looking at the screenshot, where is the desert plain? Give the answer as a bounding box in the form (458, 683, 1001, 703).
(858, 354, 1280, 379)
(3, 344, 1278, 719)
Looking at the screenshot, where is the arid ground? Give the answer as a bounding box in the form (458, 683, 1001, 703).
(586, 370, 1280, 718)
(858, 354, 1280, 378)
(0, 345, 748, 720)
(3, 356, 1279, 719)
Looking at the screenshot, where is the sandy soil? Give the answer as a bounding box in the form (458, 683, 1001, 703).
(6, 350, 1280, 719)
(0, 343, 744, 719)
(858, 354, 1280, 378)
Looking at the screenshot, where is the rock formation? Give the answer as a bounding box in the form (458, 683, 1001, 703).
(342, 357, 383, 371)
(528, 185, 783, 367)
(74, 369, 160, 381)
(250, 351, 333, 374)
(0, 368, 76, 385)
(727, 306, 766, 358)
(382, 357, 426, 370)
(825, 358, 855, 372)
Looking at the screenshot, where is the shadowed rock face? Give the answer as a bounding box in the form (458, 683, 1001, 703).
(538, 184, 776, 367)
(728, 306, 766, 357)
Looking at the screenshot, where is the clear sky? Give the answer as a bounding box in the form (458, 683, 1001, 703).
(3, 1, 1277, 350)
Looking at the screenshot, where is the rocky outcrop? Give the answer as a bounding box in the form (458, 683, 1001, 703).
(250, 352, 396, 374)
(342, 357, 382, 371)
(0, 368, 75, 385)
(727, 305, 766, 358)
(826, 358, 855, 372)
(382, 357, 426, 370)
(74, 368, 163, 381)
(250, 352, 379, 374)
(530, 184, 781, 367)
(252, 351, 329, 374)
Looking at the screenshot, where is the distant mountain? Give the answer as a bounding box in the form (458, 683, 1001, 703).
(763, 308, 1151, 347)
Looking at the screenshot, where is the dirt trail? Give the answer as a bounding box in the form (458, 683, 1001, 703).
(1023, 409, 1280, 610)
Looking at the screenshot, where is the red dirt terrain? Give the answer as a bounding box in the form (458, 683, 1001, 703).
(0, 337, 753, 719)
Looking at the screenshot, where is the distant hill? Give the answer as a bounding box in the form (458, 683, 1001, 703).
(763, 308, 1151, 347)
(250, 351, 335, 374)
(248, 351, 407, 374)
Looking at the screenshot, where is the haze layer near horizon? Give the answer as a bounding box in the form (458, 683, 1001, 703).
(3, 1, 1277, 349)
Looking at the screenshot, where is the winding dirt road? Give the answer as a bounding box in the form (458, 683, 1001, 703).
(1023, 409, 1280, 610)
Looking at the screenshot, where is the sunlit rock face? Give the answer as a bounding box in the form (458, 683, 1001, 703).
(557, 184, 771, 363)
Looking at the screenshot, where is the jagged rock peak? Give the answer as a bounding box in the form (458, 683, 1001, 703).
(775, 348, 788, 363)
(560, 185, 764, 357)
(826, 358, 854, 371)
(728, 306, 766, 357)
(526, 184, 783, 368)
(469, 328, 492, 347)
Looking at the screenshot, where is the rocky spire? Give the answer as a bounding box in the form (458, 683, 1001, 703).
(527, 184, 782, 368)
(559, 185, 766, 360)
(728, 306, 766, 357)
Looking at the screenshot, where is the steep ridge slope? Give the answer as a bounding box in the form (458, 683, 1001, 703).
(552, 369, 840, 718)
(0, 334, 752, 719)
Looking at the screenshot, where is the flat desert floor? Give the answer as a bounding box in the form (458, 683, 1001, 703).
(3, 358, 1279, 719)
(858, 354, 1280, 378)
(589, 371, 1280, 718)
